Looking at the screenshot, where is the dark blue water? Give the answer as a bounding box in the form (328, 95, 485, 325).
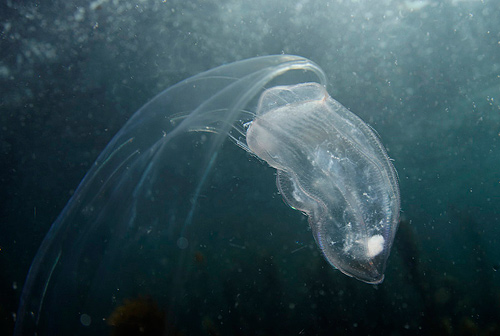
(1, 1, 499, 335)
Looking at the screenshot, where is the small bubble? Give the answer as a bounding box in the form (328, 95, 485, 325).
(80, 314, 91, 326)
(177, 237, 188, 249)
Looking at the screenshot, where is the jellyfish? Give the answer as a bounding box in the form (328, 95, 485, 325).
(15, 55, 400, 335)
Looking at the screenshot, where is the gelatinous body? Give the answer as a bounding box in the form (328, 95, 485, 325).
(16, 55, 399, 335)
(247, 83, 400, 283)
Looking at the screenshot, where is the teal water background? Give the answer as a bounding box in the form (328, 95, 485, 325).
(1, 0, 499, 334)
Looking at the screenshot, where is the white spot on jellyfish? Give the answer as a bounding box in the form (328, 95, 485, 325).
(366, 235, 384, 258)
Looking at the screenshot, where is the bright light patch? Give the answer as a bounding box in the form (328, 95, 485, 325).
(366, 235, 384, 258)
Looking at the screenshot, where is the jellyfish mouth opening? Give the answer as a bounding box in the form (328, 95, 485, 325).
(357, 271, 385, 285)
(341, 252, 387, 284)
(337, 260, 385, 284)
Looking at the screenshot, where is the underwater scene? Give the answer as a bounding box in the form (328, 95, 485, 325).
(1, 0, 499, 335)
